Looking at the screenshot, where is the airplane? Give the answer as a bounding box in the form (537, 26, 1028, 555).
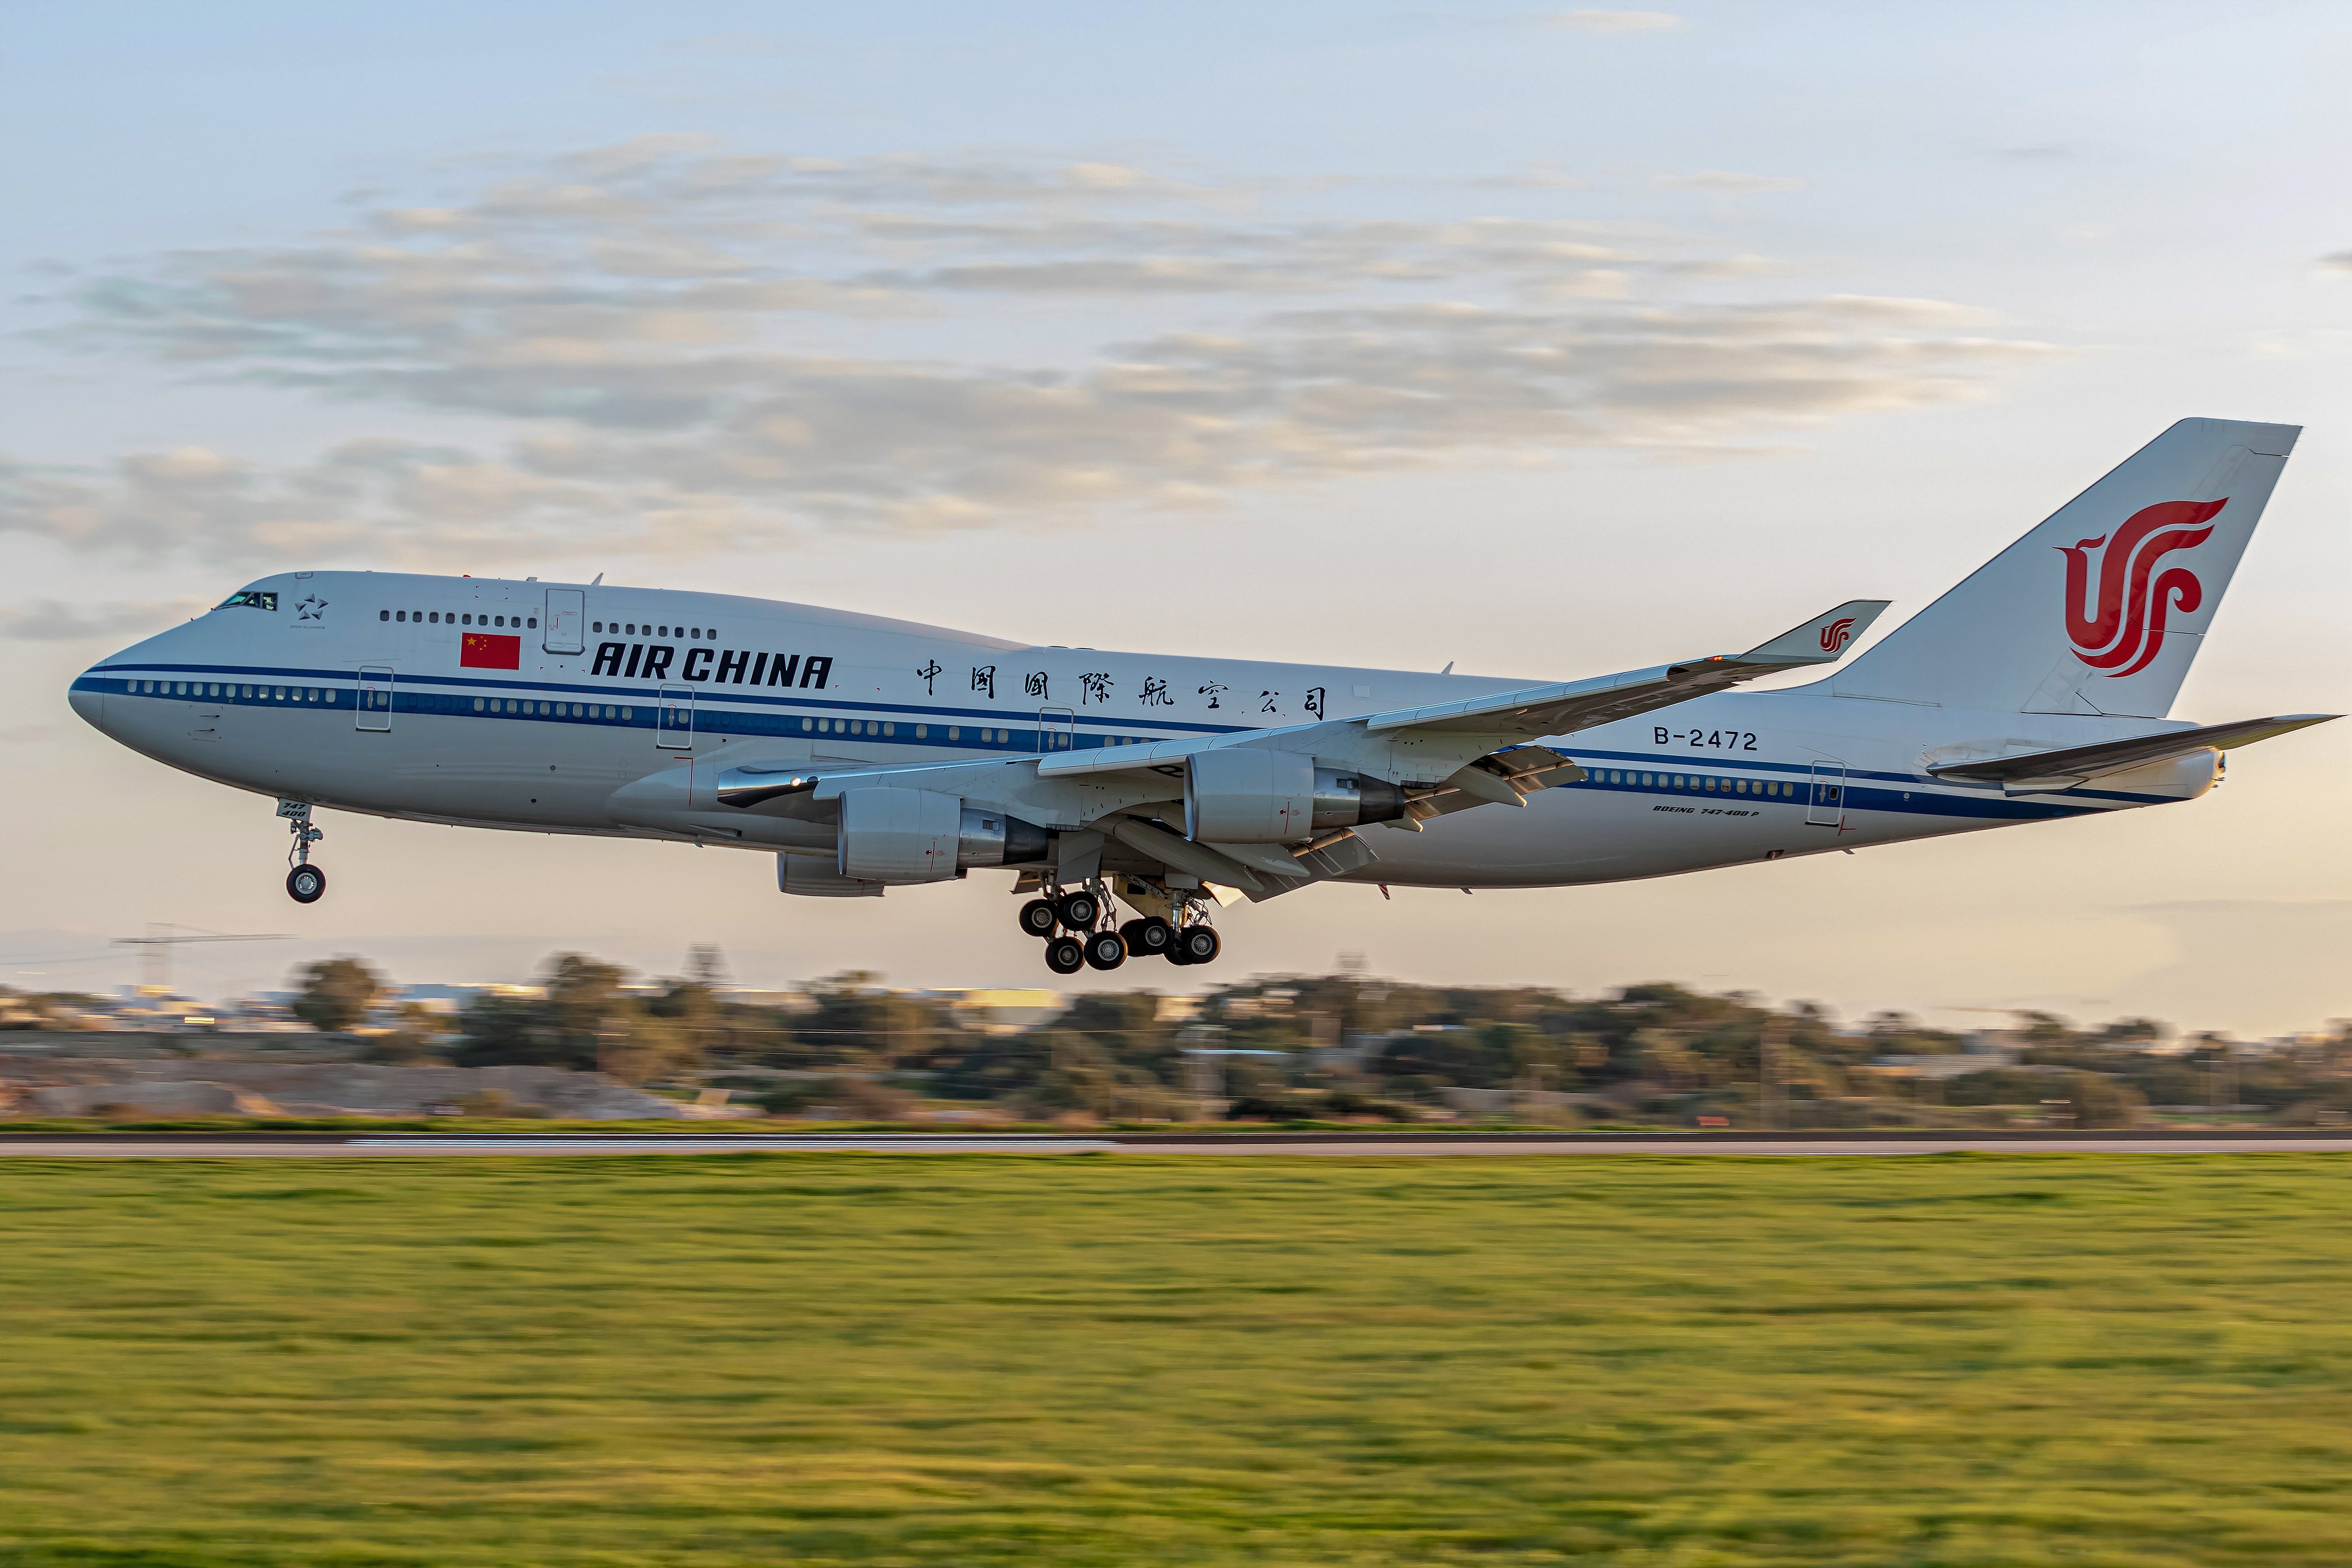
(68, 417, 2335, 976)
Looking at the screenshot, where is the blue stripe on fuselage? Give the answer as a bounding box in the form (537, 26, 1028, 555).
(73, 667, 2142, 820)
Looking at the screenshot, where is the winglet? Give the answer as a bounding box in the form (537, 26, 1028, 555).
(1739, 600, 1890, 666)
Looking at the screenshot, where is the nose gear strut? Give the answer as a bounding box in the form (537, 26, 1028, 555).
(278, 798, 326, 904)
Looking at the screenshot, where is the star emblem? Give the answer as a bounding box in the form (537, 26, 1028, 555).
(296, 594, 328, 622)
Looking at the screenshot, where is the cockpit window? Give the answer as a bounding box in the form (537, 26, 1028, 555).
(216, 590, 278, 611)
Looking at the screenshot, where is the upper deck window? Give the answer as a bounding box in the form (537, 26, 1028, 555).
(216, 591, 277, 611)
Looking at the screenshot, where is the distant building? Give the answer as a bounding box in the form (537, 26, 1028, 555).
(923, 988, 1064, 1035)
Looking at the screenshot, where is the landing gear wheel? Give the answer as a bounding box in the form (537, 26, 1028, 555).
(1127, 916, 1174, 958)
(1084, 930, 1128, 971)
(1018, 898, 1059, 939)
(1054, 889, 1101, 930)
(286, 864, 327, 904)
(1044, 936, 1086, 975)
(1174, 925, 1220, 965)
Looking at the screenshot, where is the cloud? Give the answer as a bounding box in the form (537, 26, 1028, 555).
(1543, 9, 1683, 31)
(2314, 251, 2352, 275)
(18, 141, 2054, 566)
(0, 597, 205, 642)
(1656, 171, 1807, 194)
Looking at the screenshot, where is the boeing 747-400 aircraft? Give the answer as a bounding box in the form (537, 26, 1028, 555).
(70, 418, 2336, 973)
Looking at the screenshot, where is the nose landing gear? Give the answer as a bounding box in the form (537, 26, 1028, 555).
(278, 798, 326, 904)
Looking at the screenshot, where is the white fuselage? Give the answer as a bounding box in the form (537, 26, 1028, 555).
(70, 571, 2220, 891)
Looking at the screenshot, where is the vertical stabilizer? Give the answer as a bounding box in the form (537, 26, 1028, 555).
(1831, 418, 2298, 717)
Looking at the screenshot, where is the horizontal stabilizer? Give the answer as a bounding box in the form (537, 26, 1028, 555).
(1928, 713, 2336, 792)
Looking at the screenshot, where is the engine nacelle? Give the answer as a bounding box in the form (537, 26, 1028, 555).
(1185, 749, 1315, 842)
(1184, 751, 1408, 842)
(836, 787, 1051, 882)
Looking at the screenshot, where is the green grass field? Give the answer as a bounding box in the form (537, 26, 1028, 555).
(5, 1154, 2352, 1566)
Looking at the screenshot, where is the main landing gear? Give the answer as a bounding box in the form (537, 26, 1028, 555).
(278, 798, 327, 904)
(1018, 879, 1219, 973)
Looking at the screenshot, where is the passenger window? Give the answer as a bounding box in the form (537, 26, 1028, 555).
(473, 698, 484, 712)
(802, 718, 812, 731)
(916, 724, 927, 738)
(527, 618, 536, 628)
(396, 611, 406, 622)
(380, 610, 389, 621)
(620, 707, 633, 720)
(883, 723, 894, 736)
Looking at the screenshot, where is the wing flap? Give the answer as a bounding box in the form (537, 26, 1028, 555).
(1928, 713, 2336, 791)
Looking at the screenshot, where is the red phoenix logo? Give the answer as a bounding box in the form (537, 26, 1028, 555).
(1817, 617, 1856, 653)
(2057, 498, 2225, 678)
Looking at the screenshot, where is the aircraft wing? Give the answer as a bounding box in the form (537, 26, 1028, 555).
(1360, 599, 1891, 740)
(1927, 713, 2337, 793)
(1034, 598, 1889, 782)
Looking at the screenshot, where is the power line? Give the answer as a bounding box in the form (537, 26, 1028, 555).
(110, 925, 291, 994)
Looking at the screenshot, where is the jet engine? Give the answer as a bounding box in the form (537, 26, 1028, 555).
(836, 787, 1050, 883)
(1184, 750, 1401, 842)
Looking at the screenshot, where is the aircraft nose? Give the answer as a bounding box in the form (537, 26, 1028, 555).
(67, 664, 113, 733)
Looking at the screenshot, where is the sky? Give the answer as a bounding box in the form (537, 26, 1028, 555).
(3, 1, 2348, 1035)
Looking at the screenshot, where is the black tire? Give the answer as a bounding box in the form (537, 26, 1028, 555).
(1084, 931, 1127, 971)
(286, 864, 326, 904)
(1044, 937, 1085, 975)
(1176, 925, 1220, 965)
(1130, 916, 1174, 957)
(1018, 898, 1059, 938)
(1055, 890, 1101, 930)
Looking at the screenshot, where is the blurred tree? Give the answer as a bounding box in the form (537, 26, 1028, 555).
(291, 956, 382, 1033)
(453, 953, 630, 1071)
(597, 1011, 698, 1085)
(2065, 1071, 2149, 1129)
(780, 973, 963, 1071)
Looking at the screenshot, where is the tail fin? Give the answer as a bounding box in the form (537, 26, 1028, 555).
(1831, 418, 2299, 717)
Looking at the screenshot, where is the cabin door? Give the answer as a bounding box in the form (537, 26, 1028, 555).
(356, 666, 394, 732)
(1805, 760, 1846, 828)
(1038, 705, 1076, 752)
(656, 685, 695, 750)
(543, 589, 585, 654)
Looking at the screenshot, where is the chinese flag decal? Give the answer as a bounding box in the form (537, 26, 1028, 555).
(459, 632, 521, 670)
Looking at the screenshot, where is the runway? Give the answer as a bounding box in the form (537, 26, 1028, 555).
(4, 1131, 2351, 1156)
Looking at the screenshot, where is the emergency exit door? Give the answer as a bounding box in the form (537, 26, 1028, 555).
(1038, 706, 1076, 751)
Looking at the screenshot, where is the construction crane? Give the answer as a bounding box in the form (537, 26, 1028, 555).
(111, 925, 291, 997)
